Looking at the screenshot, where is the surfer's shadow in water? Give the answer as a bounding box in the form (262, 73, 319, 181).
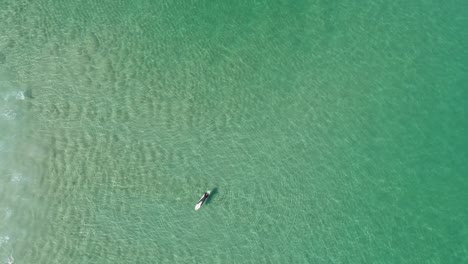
(204, 187, 218, 206)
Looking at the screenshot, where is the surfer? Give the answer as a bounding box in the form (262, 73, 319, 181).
(201, 192, 209, 200)
(195, 191, 210, 210)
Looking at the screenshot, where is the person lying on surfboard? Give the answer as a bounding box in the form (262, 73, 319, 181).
(195, 191, 210, 210)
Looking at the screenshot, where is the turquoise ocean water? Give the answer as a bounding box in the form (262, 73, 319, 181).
(0, 0, 467, 263)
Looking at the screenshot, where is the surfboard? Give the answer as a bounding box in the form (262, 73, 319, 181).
(195, 191, 210, 210)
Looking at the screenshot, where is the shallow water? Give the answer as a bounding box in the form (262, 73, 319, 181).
(0, 0, 467, 263)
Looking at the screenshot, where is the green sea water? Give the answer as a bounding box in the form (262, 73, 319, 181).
(0, 0, 467, 263)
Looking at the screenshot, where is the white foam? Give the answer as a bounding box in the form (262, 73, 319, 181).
(7, 254, 14, 264)
(1, 110, 16, 120)
(0, 236, 10, 248)
(2, 91, 25, 101)
(1, 208, 12, 219)
(14, 91, 25, 101)
(10, 173, 22, 183)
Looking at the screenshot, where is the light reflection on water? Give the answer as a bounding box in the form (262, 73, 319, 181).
(0, 68, 30, 264)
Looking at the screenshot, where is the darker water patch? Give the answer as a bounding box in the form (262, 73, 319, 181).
(205, 187, 218, 205)
(7, 39, 15, 48)
(24, 88, 33, 99)
(0, 52, 5, 64)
